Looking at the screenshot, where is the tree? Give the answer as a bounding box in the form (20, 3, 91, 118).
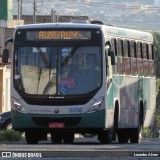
(152, 32, 160, 137)
(153, 32, 160, 78)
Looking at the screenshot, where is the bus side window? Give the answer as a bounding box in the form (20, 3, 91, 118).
(130, 40, 137, 76)
(117, 38, 122, 57)
(137, 42, 142, 58)
(123, 40, 129, 57)
(123, 39, 130, 75)
(111, 38, 117, 75)
(143, 43, 148, 59)
(148, 43, 155, 77)
(117, 38, 124, 75)
(137, 42, 143, 76)
(130, 41, 135, 58)
(148, 43, 153, 60)
(111, 38, 116, 54)
(143, 43, 150, 77)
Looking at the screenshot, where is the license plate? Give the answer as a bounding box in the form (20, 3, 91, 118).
(48, 122, 64, 128)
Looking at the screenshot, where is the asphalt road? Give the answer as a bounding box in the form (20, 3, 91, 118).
(0, 137, 160, 159)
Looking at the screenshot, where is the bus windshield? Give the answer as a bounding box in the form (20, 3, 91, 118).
(14, 46, 102, 95)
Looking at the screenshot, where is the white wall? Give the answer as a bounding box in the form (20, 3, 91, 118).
(2, 66, 11, 112)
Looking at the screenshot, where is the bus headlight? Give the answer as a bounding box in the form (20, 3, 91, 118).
(12, 98, 28, 114)
(87, 97, 104, 114)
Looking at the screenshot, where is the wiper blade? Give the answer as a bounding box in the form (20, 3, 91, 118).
(61, 46, 80, 67)
(37, 47, 50, 67)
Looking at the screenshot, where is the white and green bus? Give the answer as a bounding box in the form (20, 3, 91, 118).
(2, 22, 156, 144)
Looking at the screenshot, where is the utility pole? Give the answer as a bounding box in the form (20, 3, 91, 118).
(33, 0, 36, 24)
(17, 0, 22, 20)
(51, 8, 57, 22)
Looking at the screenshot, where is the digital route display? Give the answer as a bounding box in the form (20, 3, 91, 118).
(26, 30, 91, 40)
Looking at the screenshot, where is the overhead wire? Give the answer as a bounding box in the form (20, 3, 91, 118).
(13, 0, 160, 10)
(12, 0, 160, 23)
(55, 0, 160, 10)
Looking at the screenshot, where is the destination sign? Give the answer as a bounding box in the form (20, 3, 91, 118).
(26, 30, 91, 40)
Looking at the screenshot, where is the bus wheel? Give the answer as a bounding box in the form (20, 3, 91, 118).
(129, 128, 142, 143)
(51, 133, 63, 144)
(112, 105, 119, 141)
(117, 129, 129, 143)
(25, 131, 39, 144)
(63, 133, 74, 144)
(98, 130, 112, 144)
(130, 112, 142, 143)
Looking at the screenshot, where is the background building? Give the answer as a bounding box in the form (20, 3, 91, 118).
(0, 0, 23, 113)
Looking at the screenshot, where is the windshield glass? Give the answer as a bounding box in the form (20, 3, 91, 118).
(14, 46, 102, 95)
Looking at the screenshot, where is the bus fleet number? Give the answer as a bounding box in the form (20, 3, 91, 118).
(69, 107, 82, 113)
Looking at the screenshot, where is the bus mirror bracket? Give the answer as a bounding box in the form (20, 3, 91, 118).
(108, 50, 115, 65)
(2, 48, 9, 64)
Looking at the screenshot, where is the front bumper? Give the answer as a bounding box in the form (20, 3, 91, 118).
(12, 109, 105, 131)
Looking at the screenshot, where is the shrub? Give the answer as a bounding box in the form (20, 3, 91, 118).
(142, 128, 152, 138)
(0, 130, 22, 142)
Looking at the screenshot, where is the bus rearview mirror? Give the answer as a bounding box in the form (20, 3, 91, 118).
(2, 48, 9, 64)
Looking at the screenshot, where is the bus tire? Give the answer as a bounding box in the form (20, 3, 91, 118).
(25, 131, 39, 144)
(63, 132, 74, 144)
(117, 129, 129, 143)
(112, 103, 119, 141)
(98, 130, 112, 144)
(51, 133, 63, 144)
(130, 109, 143, 143)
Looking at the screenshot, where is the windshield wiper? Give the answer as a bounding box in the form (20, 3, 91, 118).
(37, 47, 51, 68)
(36, 47, 52, 94)
(61, 46, 80, 67)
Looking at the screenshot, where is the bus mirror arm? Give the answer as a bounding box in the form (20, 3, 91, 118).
(2, 48, 9, 64)
(108, 50, 115, 65)
(5, 38, 13, 48)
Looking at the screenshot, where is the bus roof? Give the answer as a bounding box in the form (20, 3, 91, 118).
(102, 25, 153, 42)
(15, 23, 153, 42)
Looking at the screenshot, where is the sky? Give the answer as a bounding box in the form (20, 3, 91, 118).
(13, 0, 158, 16)
(12, 0, 160, 31)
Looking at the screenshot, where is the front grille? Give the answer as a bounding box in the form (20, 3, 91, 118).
(25, 97, 90, 106)
(32, 117, 81, 127)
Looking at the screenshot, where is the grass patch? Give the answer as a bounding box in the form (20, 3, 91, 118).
(0, 130, 22, 142)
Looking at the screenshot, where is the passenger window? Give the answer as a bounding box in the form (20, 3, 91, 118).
(117, 38, 124, 75)
(123, 40, 130, 75)
(130, 41, 136, 58)
(111, 38, 116, 55)
(143, 43, 150, 77)
(142, 43, 148, 59)
(137, 42, 142, 58)
(116, 39, 122, 56)
(123, 40, 129, 57)
(111, 38, 118, 75)
(148, 43, 155, 77)
(148, 43, 153, 60)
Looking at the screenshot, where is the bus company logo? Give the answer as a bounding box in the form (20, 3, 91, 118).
(2, 152, 11, 157)
(54, 108, 59, 113)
